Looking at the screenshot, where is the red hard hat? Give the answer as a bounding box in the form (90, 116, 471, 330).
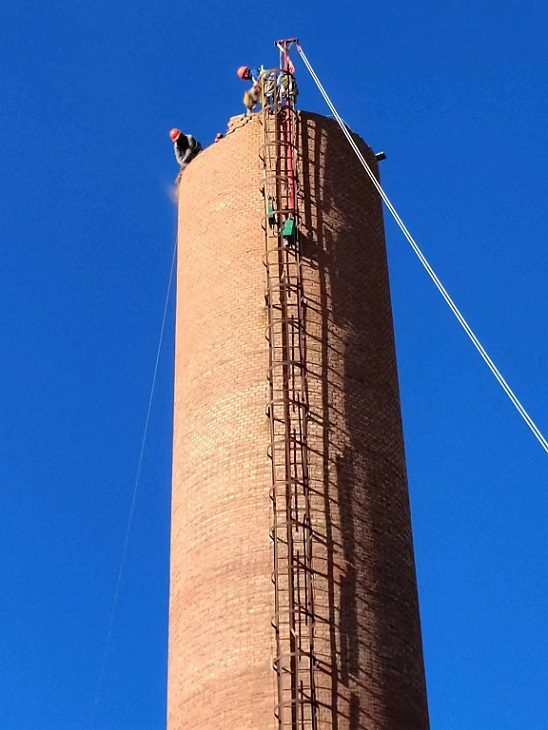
(237, 66, 250, 80)
(169, 128, 182, 142)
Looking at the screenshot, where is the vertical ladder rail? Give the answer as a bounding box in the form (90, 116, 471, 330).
(260, 61, 318, 730)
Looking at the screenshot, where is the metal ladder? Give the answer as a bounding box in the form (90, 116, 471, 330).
(259, 59, 318, 730)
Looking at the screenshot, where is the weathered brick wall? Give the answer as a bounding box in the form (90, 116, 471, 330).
(168, 116, 275, 729)
(297, 113, 429, 729)
(168, 112, 429, 729)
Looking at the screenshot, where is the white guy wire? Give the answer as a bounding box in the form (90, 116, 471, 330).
(91, 237, 178, 726)
(296, 45, 548, 455)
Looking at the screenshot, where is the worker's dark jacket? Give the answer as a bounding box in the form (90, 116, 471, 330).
(174, 134, 202, 166)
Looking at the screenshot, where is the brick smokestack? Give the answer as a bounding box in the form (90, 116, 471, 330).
(168, 112, 429, 729)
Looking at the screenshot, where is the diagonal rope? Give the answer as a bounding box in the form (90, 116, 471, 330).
(296, 44, 548, 455)
(91, 237, 178, 727)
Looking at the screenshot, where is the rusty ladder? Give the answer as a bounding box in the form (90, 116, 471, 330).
(259, 51, 318, 730)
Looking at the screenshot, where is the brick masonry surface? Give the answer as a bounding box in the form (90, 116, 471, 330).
(168, 111, 429, 729)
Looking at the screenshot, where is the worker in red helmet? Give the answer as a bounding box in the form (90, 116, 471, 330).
(169, 128, 203, 175)
(237, 66, 265, 114)
(237, 66, 262, 82)
(236, 65, 298, 114)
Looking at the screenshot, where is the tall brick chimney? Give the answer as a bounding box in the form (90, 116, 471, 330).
(168, 111, 429, 729)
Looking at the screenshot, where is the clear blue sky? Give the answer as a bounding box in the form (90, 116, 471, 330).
(1, 1, 547, 728)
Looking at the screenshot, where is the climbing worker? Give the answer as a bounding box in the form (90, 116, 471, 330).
(237, 65, 262, 83)
(169, 128, 202, 174)
(237, 65, 277, 112)
(236, 65, 297, 113)
(237, 66, 264, 114)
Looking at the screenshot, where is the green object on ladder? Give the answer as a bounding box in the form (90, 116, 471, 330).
(268, 202, 276, 227)
(282, 218, 296, 240)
